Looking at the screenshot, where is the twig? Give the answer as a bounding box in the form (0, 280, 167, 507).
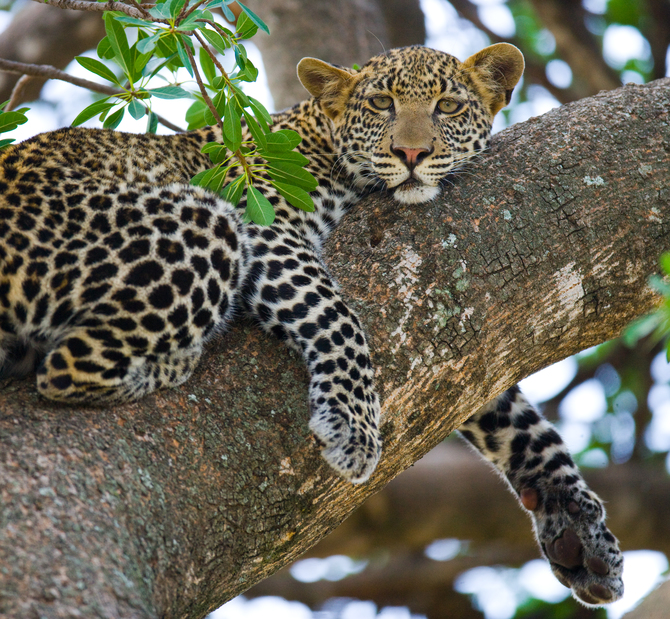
(182, 43, 223, 128)
(0, 58, 185, 133)
(31, 0, 147, 19)
(192, 30, 231, 85)
(7, 75, 33, 111)
(0, 57, 121, 96)
(182, 43, 251, 178)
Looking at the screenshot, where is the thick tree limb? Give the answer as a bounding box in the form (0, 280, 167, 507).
(247, 442, 670, 616)
(1, 79, 669, 619)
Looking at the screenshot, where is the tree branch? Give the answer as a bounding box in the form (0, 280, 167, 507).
(32, 0, 147, 19)
(1, 79, 669, 619)
(0, 57, 185, 132)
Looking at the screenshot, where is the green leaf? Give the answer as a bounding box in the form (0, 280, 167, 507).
(264, 130, 302, 152)
(176, 11, 203, 31)
(243, 110, 266, 150)
(237, 1, 270, 34)
(0, 110, 28, 134)
(75, 56, 120, 85)
(97, 36, 115, 60)
(260, 149, 309, 167)
(272, 180, 314, 212)
(132, 35, 155, 76)
(220, 178, 245, 206)
(200, 28, 230, 55)
(0, 138, 15, 149)
(147, 86, 191, 99)
(274, 129, 301, 149)
(660, 252, 670, 276)
(248, 96, 271, 132)
(622, 311, 663, 347)
(235, 56, 258, 82)
(104, 13, 132, 78)
(202, 141, 229, 164)
(246, 185, 275, 225)
(146, 111, 158, 134)
(234, 45, 246, 70)
(71, 98, 114, 126)
(185, 99, 209, 130)
(220, 3, 235, 21)
(128, 98, 146, 120)
(199, 47, 217, 84)
(136, 32, 161, 55)
(168, 0, 188, 18)
(176, 38, 193, 77)
(103, 106, 125, 130)
(114, 15, 154, 27)
(223, 97, 242, 152)
(148, 0, 173, 19)
(230, 83, 250, 108)
(267, 162, 317, 191)
(236, 11, 258, 39)
(649, 274, 670, 297)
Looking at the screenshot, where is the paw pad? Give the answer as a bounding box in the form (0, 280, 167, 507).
(546, 528, 582, 569)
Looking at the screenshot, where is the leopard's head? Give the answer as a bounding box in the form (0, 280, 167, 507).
(298, 44, 524, 205)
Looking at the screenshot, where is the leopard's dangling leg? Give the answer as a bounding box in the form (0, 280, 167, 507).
(242, 227, 381, 483)
(459, 386, 624, 606)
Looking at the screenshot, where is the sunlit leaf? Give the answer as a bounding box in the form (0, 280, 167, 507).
(147, 86, 191, 99)
(246, 185, 275, 225)
(128, 98, 146, 120)
(267, 161, 317, 191)
(272, 180, 314, 212)
(75, 56, 120, 85)
(103, 106, 125, 130)
(237, 1, 270, 34)
(146, 111, 158, 134)
(71, 98, 114, 126)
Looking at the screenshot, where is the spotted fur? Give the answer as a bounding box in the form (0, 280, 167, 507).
(0, 44, 622, 604)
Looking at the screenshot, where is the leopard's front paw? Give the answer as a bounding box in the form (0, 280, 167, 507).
(522, 486, 624, 606)
(308, 376, 381, 483)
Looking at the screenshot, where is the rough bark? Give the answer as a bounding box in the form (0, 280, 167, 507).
(1, 79, 669, 619)
(246, 442, 670, 617)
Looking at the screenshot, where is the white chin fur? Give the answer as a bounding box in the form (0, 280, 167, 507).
(393, 184, 440, 205)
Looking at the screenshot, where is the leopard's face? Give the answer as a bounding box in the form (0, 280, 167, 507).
(298, 44, 524, 205)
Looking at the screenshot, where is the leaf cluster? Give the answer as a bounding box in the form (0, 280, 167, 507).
(69, 0, 316, 224)
(623, 252, 670, 360)
(0, 101, 28, 149)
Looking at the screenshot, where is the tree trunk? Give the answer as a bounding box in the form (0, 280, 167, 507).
(246, 442, 670, 617)
(1, 79, 669, 619)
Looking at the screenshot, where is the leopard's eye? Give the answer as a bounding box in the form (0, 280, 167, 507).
(370, 96, 393, 110)
(437, 99, 464, 115)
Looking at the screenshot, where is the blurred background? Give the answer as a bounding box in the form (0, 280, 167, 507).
(1, 0, 669, 617)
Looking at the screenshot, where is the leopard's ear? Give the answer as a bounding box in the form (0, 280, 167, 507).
(297, 58, 359, 121)
(462, 43, 525, 116)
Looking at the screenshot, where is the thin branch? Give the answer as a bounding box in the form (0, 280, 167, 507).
(192, 29, 231, 86)
(0, 57, 185, 133)
(7, 75, 33, 111)
(0, 57, 121, 96)
(31, 0, 147, 19)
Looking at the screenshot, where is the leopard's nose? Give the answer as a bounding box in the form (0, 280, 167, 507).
(391, 145, 433, 170)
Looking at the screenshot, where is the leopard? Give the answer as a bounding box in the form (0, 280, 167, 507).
(0, 43, 623, 605)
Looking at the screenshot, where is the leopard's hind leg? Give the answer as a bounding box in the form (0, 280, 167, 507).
(459, 386, 624, 606)
(35, 326, 203, 403)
